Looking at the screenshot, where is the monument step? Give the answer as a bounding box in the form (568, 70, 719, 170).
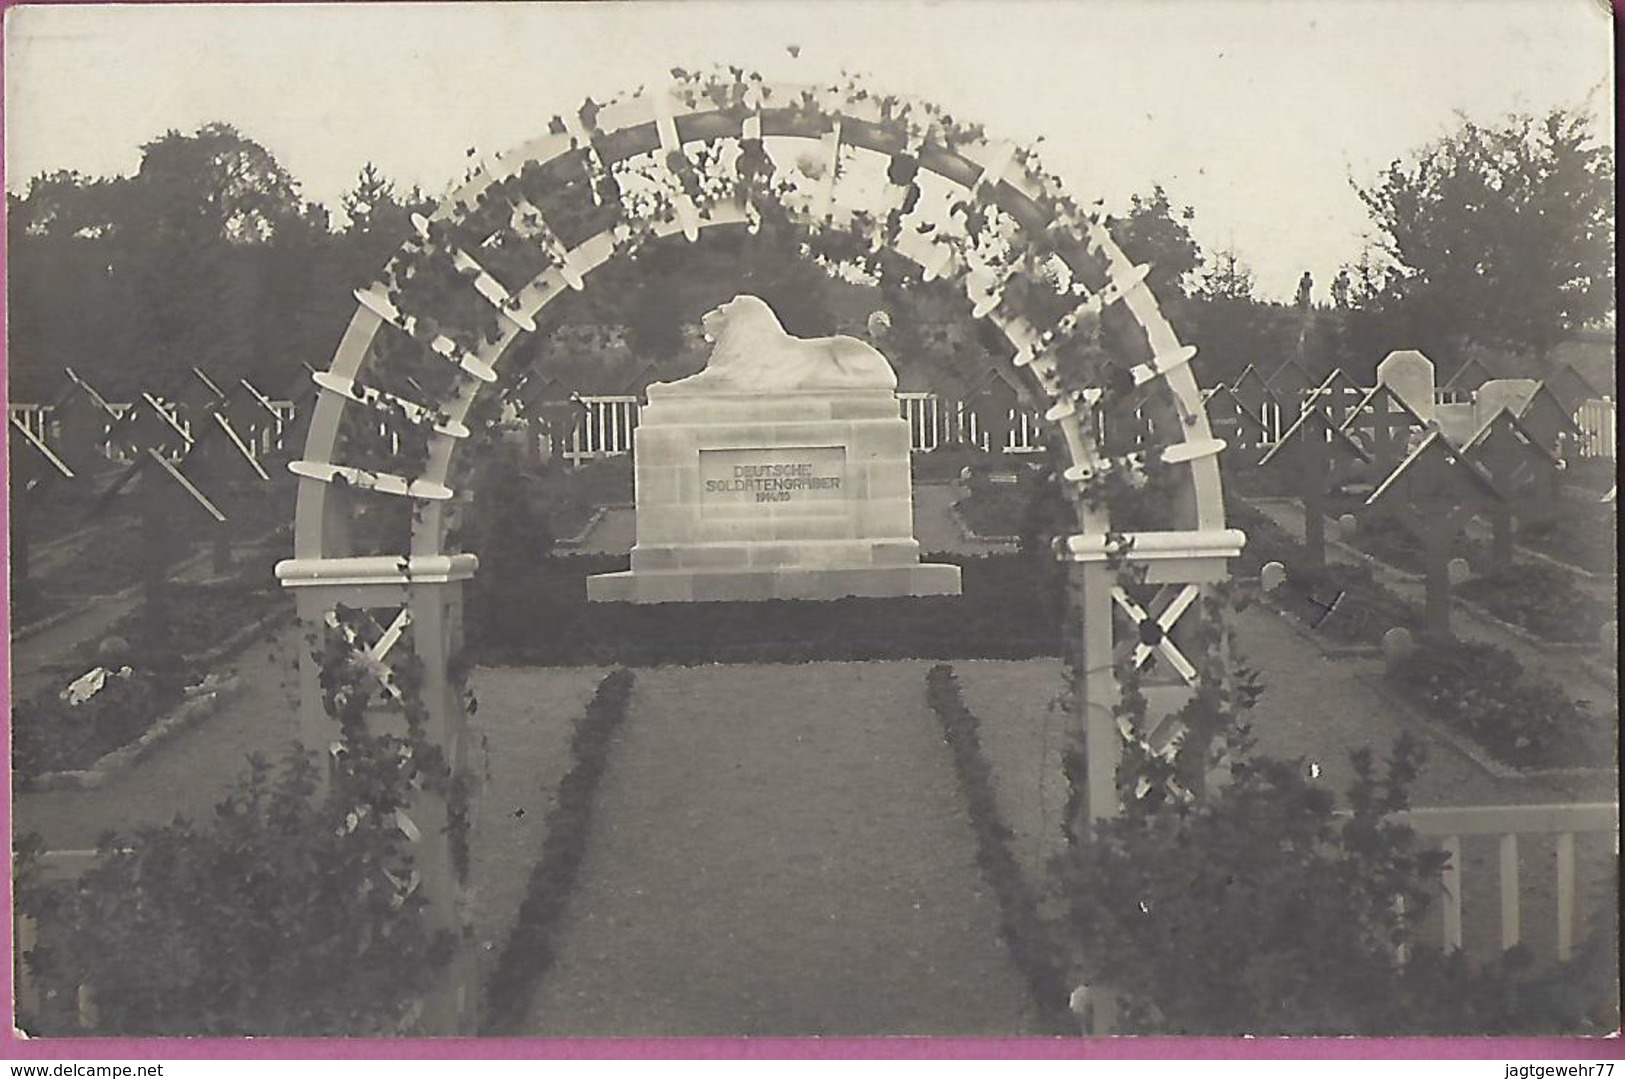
(630, 538, 923, 573)
(586, 563, 963, 604)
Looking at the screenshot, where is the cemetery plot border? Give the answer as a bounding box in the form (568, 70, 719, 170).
(481, 669, 636, 1035)
(924, 664, 1076, 1034)
(14, 583, 289, 784)
(1226, 501, 1608, 774)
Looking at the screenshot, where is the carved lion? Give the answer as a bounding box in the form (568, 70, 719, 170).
(647, 295, 898, 396)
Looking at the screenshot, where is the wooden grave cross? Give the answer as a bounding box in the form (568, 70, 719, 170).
(103, 392, 193, 464)
(1203, 386, 1273, 455)
(1228, 363, 1278, 430)
(1365, 431, 1505, 639)
(1339, 382, 1430, 480)
(1258, 372, 1374, 567)
(962, 365, 1021, 454)
(1304, 366, 1363, 428)
(1541, 365, 1603, 418)
(1441, 354, 1493, 392)
(1264, 356, 1314, 412)
(1513, 383, 1582, 461)
(8, 415, 77, 587)
(1462, 408, 1560, 568)
(50, 368, 126, 477)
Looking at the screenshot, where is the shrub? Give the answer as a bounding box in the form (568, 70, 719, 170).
(14, 751, 450, 1036)
(1386, 638, 1592, 767)
(1060, 737, 1615, 1034)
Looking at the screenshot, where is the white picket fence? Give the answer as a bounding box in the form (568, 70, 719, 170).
(10, 388, 1613, 468)
(557, 391, 1047, 465)
(7, 399, 297, 463)
(1399, 802, 1618, 959)
(1574, 398, 1616, 460)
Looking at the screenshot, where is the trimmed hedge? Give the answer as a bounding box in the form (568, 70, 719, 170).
(482, 668, 636, 1034)
(925, 664, 1075, 1034)
(469, 553, 1062, 665)
(1386, 638, 1595, 768)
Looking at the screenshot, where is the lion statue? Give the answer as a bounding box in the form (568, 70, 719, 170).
(646, 295, 897, 397)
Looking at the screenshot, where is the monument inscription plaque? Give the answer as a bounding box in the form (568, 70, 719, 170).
(699, 448, 846, 511)
(586, 296, 962, 603)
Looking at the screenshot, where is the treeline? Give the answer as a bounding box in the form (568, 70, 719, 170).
(8, 106, 1611, 403)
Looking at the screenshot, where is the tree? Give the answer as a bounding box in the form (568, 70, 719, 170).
(340, 163, 433, 282)
(118, 123, 311, 385)
(1355, 107, 1614, 368)
(1109, 185, 1204, 302)
(1198, 248, 1257, 303)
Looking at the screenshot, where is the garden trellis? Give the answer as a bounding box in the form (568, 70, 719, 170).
(272, 69, 1244, 1033)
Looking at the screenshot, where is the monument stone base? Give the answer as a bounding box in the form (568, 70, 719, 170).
(586, 388, 962, 604)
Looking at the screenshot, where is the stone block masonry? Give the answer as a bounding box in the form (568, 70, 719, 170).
(587, 389, 961, 603)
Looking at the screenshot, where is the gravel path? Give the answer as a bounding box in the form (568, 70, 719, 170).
(518, 661, 1043, 1037)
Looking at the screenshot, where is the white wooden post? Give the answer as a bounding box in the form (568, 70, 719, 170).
(1499, 833, 1521, 950)
(1555, 831, 1576, 960)
(1439, 834, 1464, 951)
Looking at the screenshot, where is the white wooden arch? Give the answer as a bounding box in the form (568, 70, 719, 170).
(274, 74, 1245, 1032)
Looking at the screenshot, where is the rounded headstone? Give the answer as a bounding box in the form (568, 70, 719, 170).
(1260, 561, 1287, 593)
(1446, 557, 1472, 586)
(1336, 513, 1358, 538)
(866, 310, 892, 338)
(1601, 621, 1618, 654)
(97, 635, 130, 661)
(1382, 627, 1417, 664)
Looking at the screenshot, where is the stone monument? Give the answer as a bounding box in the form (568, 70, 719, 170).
(586, 296, 963, 603)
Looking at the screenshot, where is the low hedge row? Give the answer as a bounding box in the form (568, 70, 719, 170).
(924, 665, 1075, 1034)
(1386, 638, 1596, 769)
(483, 668, 636, 1034)
(469, 553, 1062, 665)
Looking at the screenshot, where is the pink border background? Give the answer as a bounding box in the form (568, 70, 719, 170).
(0, 0, 1617, 1060)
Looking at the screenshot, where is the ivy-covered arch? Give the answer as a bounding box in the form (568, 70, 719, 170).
(275, 69, 1244, 1032)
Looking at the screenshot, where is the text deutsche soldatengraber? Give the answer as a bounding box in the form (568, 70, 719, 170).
(704, 462, 841, 493)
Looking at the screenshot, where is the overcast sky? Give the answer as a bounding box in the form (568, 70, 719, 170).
(3, 0, 1613, 300)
